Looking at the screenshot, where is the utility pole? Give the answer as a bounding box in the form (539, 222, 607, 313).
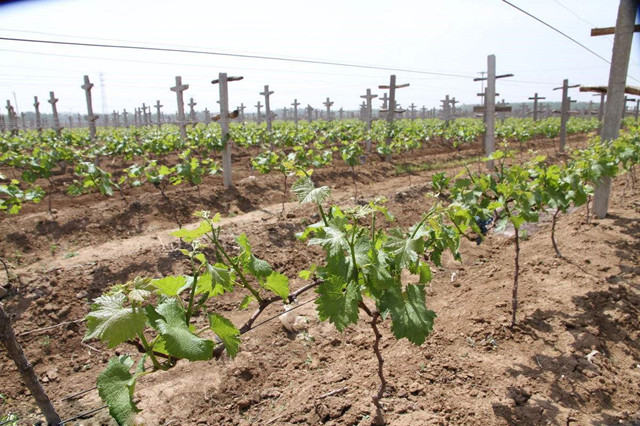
(592, 0, 639, 218)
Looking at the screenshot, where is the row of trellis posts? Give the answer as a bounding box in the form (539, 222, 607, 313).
(1, 52, 640, 200)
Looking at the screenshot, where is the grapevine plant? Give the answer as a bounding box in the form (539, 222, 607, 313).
(292, 176, 480, 421)
(83, 211, 312, 425)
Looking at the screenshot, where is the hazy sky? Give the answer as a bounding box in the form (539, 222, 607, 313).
(0, 0, 639, 115)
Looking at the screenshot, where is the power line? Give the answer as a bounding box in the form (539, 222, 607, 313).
(0, 36, 476, 80)
(500, 0, 640, 84)
(551, 0, 598, 27)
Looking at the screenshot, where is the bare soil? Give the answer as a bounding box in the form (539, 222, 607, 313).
(1, 134, 639, 425)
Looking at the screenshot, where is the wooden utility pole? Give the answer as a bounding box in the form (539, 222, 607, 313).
(553, 79, 580, 153)
(212, 73, 243, 188)
(593, 0, 639, 218)
(360, 88, 378, 152)
(473, 55, 513, 168)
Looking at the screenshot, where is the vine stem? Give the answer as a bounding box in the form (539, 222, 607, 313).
(0, 303, 62, 425)
(551, 208, 562, 258)
(359, 302, 386, 424)
(207, 231, 262, 303)
(511, 226, 521, 328)
(137, 331, 161, 370)
(156, 184, 182, 228)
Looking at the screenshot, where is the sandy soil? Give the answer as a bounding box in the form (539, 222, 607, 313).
(1, 134, 638, 425)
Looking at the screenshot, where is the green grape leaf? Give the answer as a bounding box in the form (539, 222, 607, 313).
(195, 264, 233, 296)
(208, 313, 241, 358)
(379, 284, 436, 346)
(147, 299, 214, 361)
(84, 293, 146, 348)
(151, 275, 188, 297)
(308, 224, 349, 258)
(291, 176, 331, 204)
(315, 276, 361, 331)
(264, 271, 289, 300)
(97, 355, 140, 426)
(170, 220, 212, 243)
(238, 295, 255, 310)
(384, 228, 424, 269)
(248, 256, 272, 278)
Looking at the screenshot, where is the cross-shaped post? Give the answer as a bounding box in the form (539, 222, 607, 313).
(7, 106, 16, 133)
(623, 96, 635, 117)
(528, 93, 546, 122)
(440, 95, 451, 122)
(379, 75, 409, 124)
(283, 107, 288, 120)
(170, 76, 189, 141)
(255, 101, 263, 123)
(360, 88, 378, 152)
(238, 103, 246, 122)
(111, 110, 118, 127)
(188, 98, 197, 124)
(291, 99, 300, 125)
(133, 108, 139, 126)
(212, 72, 243, 188)
(592, 93, 606, 122)
(203, 108, 211, 125)
(306, 105, 313, 123)
(408, 103, 416, 119)
(338, 107, 344, 120)
(591, 0, 639, 218)
(48, 91, 62, 136)
(553, 79, 580, 152)
(379, 74, 409, 161)
(122, 109, 128, 127)
(450, 98, 459, 119)
(473, 55, 514, 168)
(421, 106, 427, 118)
(323, 97, 334, 121)
(32, 96, 42, 132)
(379, 92, 389, 118)
(81, 75, 99, 140)
(20, 112, 26, 130)
(140, 104, 146, 125)
(260, 85, 275, 144)
(154, 100, 163, 128)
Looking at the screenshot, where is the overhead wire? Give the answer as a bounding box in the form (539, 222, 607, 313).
(500, 0, 640, 83)
(0, 36, 477, 80)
